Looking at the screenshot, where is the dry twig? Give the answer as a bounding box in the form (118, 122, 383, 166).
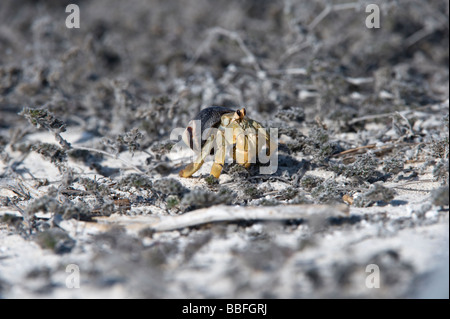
(72, 146, 146, 175)
(188, 27, 262, 72)
(147, 204, 349, 232)
(308, 2, 361, 31)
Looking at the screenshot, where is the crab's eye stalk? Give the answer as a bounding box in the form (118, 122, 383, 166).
(235, 108, 246, 120)
(241, 108, 246, 117)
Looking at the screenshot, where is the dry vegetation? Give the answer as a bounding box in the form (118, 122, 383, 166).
(0, 0, 448, 298)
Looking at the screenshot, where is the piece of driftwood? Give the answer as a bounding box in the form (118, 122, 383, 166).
(148, 204, 349, 232)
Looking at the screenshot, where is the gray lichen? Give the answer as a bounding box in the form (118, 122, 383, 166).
(353, 183, 397, 207)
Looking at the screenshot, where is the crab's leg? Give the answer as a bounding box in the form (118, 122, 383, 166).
(252, 121, 274, 156)
(179, 134, 215, 178)
(247, 130, 263, 168)
(210, 131, 226, 178)
(235, 131, 251, 168)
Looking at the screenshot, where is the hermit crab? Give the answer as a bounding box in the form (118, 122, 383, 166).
(179, 106, 276, 178)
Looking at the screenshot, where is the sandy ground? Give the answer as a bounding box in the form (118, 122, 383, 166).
(1, 129, 448, 298)
(0, 0, 449, 299)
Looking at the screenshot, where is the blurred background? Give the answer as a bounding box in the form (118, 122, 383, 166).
(0, 0, 448, 299)
(1, 0, 448, 142)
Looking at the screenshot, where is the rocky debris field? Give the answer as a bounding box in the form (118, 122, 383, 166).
(0, 0, 448, 298)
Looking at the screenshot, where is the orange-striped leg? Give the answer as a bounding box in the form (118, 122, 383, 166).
(179, 135, 215, 178)
(210, 131, 226, 178)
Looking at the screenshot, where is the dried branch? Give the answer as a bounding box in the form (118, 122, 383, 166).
(332, 142, 421, 160)
(72, 146, 146, 175)
(188, 27, 262, 72)
(347, 108, 440, 126)
(148, 204, 349, 232)
(332, 144, 376, 157)
(308, 2, 361, 31)
(348, 111, 400, 125)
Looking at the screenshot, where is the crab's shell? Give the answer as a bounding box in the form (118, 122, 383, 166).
(182, 106, 234, 151)
(179, 106, 275, 179)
